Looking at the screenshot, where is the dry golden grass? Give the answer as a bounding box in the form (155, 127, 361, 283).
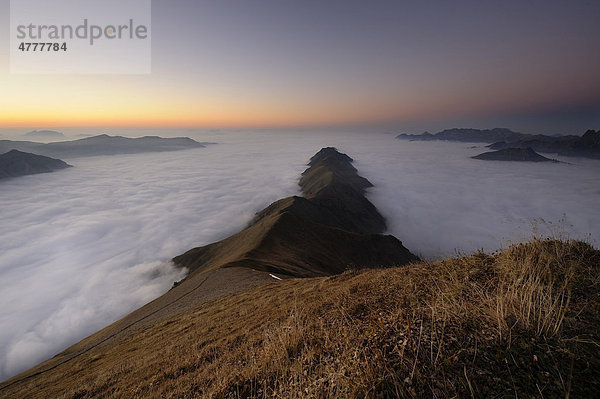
(3, 238, 599, 398)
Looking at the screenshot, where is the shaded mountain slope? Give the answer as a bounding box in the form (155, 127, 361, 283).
(0, 149, 71, 179)
(2, 239, 598, 398)
(247, 148, 386, 237)
(0, 134, 206, 159)
(174, 147, 416, 277)
(472, 147, 559, 162)
(174, 209, 411, 278)
(298, 148, 386, 234)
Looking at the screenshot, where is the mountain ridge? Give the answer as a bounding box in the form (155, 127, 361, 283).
(0, 134, 206, 159)
(396, 127, 536, 143)
(174, 147, 416, 278)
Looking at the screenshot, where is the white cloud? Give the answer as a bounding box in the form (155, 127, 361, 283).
(0, 130, 598, 380)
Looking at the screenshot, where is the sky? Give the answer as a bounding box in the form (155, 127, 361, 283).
(0, 0, 599, 133)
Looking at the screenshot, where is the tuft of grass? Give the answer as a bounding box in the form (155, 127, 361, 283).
(2, 239, 599, 398)
(492, 238, 598, 338)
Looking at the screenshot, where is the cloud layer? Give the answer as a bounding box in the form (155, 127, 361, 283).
(0, 130, 598, 380)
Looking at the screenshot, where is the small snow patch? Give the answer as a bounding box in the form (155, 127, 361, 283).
(269, 274, 282, 280)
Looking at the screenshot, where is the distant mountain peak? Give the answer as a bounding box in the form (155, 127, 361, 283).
(22, 130, 65, 141)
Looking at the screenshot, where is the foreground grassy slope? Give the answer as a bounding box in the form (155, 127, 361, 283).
(3, 238, 598, 398)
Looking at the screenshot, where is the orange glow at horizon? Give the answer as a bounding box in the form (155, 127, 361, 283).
(0, 78, 422, 129)
(1, 62, 597, 130)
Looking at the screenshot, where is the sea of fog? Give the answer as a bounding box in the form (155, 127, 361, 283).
(1, 130, 599, 380)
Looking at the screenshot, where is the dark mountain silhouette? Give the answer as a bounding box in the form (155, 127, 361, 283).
(396, 128, 581, 144)
(472, 147, 559, 162)
(396, 127, 600, 158)
(396, 128, 541, 143)
(0, 150, 71, 180)
(21, 130, 65, 141)
(488, 129, 600, 159)
(0, 134, 206, 159)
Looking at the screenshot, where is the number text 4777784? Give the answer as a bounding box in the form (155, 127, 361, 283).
(18, 42, 67, 51)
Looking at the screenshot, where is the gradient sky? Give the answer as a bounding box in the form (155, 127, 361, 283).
(0, 0, 599, 134)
